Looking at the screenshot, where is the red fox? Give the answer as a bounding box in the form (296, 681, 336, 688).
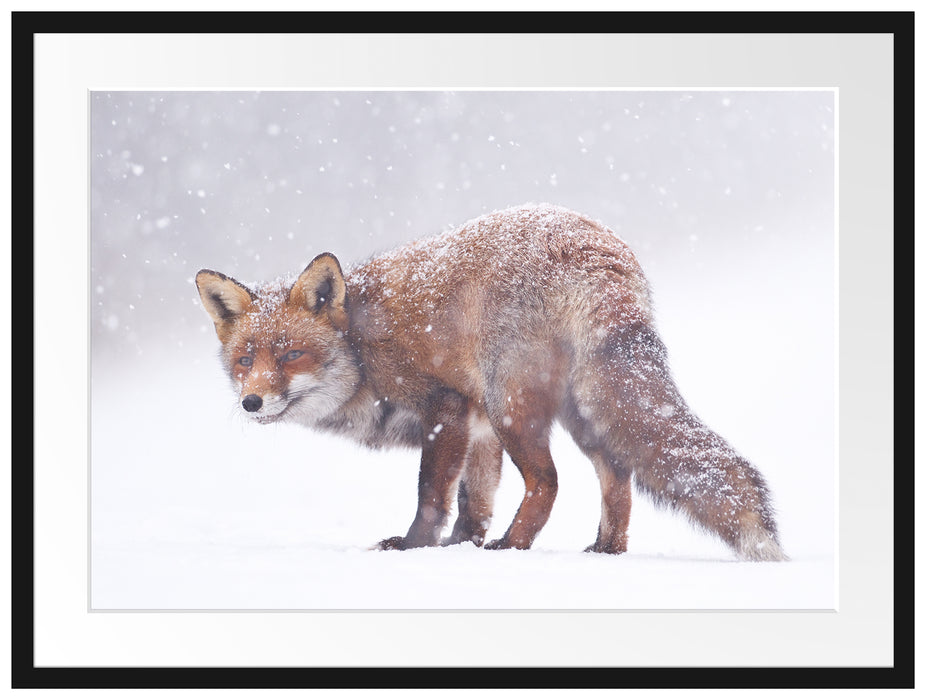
(196, 203, 786, 561)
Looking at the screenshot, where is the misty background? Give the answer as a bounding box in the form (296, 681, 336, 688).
(89, 91, 836, 609)
(90, 90, 833, 366)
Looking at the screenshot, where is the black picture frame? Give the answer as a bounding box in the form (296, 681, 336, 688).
(11, 9, 913, 690)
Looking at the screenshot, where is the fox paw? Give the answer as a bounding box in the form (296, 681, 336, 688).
(484, 538, 512, 550)
(373, 536, 408, 551)
(441, 533, 485, 547)
(583, 542, 627, 555)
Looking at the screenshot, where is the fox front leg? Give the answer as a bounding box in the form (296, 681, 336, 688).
(375, 390, 470, 551)
(443, 410, 503, 547)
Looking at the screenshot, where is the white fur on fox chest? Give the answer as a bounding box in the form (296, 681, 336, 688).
(313, 389, 424, 449)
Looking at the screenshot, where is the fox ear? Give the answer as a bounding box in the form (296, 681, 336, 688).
(195, 270, 255, 330)
(290, 253, 349, 331)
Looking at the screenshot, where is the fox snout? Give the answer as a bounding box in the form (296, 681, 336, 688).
(236, 389, 290, 423)
(241, 394, 263, 412)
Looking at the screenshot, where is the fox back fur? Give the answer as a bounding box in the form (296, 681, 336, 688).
(196, 203, 786, 561)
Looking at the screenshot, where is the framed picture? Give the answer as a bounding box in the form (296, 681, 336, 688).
(13, 8, 910, 690)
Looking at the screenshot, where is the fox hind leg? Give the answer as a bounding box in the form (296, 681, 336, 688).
(483, 388, 559, 551)
(584, 454, 632, 554)
(560, 398, 632, 554)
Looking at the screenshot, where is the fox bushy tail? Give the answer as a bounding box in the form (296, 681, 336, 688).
(569, 321, 787, 562)
(630, 415, 787, 562)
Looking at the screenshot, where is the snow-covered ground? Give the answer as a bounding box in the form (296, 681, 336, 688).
(91, 320, 834, 611)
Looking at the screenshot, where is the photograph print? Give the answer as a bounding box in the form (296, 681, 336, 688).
(90, 89, 836, 611)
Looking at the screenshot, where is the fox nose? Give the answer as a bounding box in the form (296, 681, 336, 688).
(241, 394, 263, 412)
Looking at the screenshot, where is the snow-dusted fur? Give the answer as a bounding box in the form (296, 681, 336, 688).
(196, 203, 786, 561)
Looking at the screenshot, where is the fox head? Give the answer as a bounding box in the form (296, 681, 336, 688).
(195, 253, 360, 425)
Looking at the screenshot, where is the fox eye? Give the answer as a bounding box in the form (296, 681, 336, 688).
(284, 350, 304, 362)
(238, 356, 253, 367)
